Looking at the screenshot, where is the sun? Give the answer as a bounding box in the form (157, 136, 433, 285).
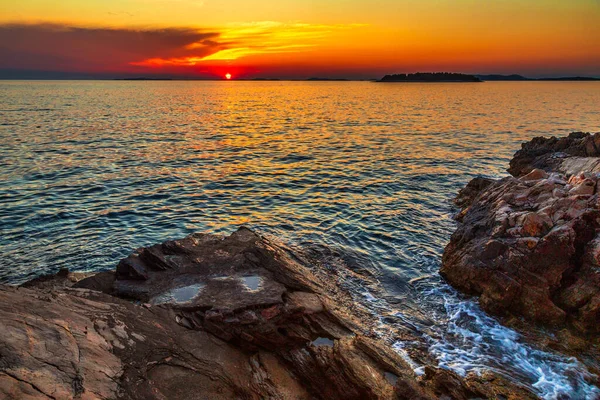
(225, 73, 232, 80)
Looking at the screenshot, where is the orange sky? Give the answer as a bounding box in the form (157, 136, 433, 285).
(1, 0, 599, 78)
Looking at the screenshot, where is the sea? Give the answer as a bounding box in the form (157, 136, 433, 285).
(1, 80, 599, 399)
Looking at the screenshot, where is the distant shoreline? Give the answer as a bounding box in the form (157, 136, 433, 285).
(0, 75, 598, 82)
(0, 68, 598, 82)
(377, 73, 482, 82)
(476, 74, 599, 82)
(374, 80, 482, 83)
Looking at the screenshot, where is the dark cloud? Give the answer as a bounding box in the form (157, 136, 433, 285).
(0, 23, 224, 72)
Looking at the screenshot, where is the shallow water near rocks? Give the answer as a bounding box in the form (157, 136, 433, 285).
(1, 81, 600, 398)
(384, 372, 399, 386)
(312, 337, 335, 347)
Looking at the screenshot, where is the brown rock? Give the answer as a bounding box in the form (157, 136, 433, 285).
(521, 212, 553, 237)
(522, 168, 548, 181)
(2, 228, 536, 399)
(508, 132, 600, 177)
(454, 176, 494, 210)
(260, 305, 281, 320)
(286, 291, 324, 313)
(443, 132, 600, 339)
(569, 178, 596, 196)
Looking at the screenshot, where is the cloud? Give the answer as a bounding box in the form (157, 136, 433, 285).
(0, 21, 366, 74)
(107, 11, 136, 17)
(132, 21, 366, 64)
(0, 23, 222, 72)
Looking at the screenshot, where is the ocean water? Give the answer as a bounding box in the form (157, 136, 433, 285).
(1, 80, 599, 398)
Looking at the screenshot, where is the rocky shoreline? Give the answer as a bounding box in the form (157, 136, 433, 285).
(0, 228, 537, 399)
(1, 133, 599, 399)
(442, 132, 600, 372)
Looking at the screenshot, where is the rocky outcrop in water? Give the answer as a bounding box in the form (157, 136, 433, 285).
(0, 228, 536, 399)
(442, 132, 600, 338)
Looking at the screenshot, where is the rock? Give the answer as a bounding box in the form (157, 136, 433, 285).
(508, 131, 600, 177)
(454, 176, 494, 210)
(73, 270, 115, 293)
(521, 168, 548, 181)
(569, 178, 596, 196)
(286, 291, 324, 313)
(521, 212, 553, 237)
(20, 267, 96, 290)
(443, 132, 600, 340)
(1, 228, 536, 399)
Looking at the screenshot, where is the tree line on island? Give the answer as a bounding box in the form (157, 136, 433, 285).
(378, 72, 482, 82)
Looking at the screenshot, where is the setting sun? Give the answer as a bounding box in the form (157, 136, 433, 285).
(225, 73, 232, 80)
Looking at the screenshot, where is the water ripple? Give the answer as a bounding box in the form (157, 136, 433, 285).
(1, 80, 600, 397)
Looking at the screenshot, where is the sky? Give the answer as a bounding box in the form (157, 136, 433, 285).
(0, 0, 599, 79)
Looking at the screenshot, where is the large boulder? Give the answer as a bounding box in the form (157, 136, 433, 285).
(1, 228, 537, 400)
(442, 133, 600, 337)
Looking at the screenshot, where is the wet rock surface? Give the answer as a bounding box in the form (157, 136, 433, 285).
(1, 228, 537, 399)
(442, 132, 600, 353)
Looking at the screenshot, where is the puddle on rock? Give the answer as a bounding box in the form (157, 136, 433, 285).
(384, 372, 398, 385)
(152, 283, 205, 304)
(312, 337, 334, 347)
(241, 275, 262, 291)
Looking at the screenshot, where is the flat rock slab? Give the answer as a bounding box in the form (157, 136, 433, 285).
(113, 228, 286, 311)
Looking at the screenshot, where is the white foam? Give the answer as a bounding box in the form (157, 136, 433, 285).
(355, 283, 599, 399)
(425, 288, 600, 400)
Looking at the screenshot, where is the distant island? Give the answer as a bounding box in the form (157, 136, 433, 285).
(476, 74, 600, 81)
(376, 73, 598, 83)
(378, 72, 482, 82)
(475, 74, 529, 81)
